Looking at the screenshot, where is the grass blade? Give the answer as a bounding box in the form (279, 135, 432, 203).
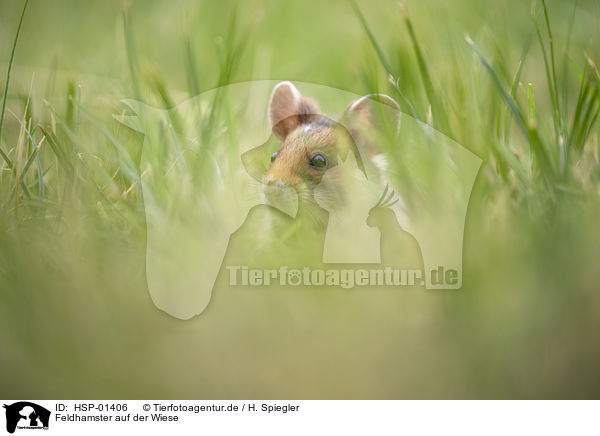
(348, 0, 392, 74)
(348, 0, 417, 117)
(39, 125, 73, 174)
(533, 3, 560, 144)
(466, 34, 557, 189)
(541, 0, 561, 132)
(528, 83, 535, 124)
(123, 9, 142, 101)
(184, 35, 201, 97)
(0, 0, 29, 162)
(400, 3, 448, 133)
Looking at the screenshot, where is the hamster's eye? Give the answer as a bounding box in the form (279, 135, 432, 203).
(309, 153, 327, 170)
(271, 152, 278, 162)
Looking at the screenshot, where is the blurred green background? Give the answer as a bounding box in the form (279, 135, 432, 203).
(1, 0, 599, 398)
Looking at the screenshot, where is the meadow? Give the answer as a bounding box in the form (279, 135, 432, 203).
(1, 0, 599, 398)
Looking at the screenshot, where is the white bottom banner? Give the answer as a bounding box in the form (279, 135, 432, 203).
(1, 400, 597, 435)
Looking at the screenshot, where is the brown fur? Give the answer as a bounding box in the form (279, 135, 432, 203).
(264, 119, 348, 188)
(269, 82, 321, 141)
(264, 82, 398, 190)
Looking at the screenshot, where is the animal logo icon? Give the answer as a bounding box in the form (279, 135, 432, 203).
(3, 402, 50, 434)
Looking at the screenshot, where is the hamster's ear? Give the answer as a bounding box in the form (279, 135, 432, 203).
(340, 94, 401, 156)
(269, 82, 320, 141)
(342, 94, 401, 132)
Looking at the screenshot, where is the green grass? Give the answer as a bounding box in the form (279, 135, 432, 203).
(1, 0, 600, 398)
